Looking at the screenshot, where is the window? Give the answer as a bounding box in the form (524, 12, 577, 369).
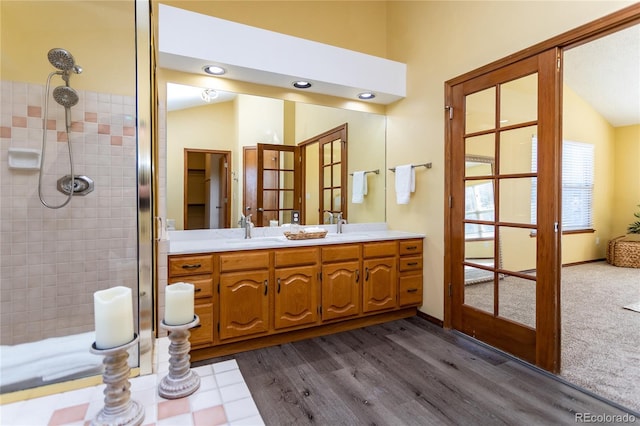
(531, 137, 594, 231)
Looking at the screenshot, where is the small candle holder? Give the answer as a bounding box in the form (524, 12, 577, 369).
(158, 315, 201, 399)
(90, 334, 144, 426)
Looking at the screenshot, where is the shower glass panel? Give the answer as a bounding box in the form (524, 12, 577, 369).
(0, 0, 146, 395)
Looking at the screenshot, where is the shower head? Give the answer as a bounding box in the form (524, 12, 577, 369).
(47, 48, 82, 74)
(53, 85, 79, 108)
(48, 48, 75, 71)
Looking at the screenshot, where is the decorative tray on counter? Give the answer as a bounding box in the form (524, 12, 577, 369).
(283, 229, 328, 240)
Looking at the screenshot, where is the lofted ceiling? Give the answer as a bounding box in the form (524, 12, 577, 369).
(563, 23, 640, 127)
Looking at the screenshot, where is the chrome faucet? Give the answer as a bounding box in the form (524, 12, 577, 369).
(324, 210, 334, 224)
(336, 212, 347, 234)
(244, 213, 252, 239)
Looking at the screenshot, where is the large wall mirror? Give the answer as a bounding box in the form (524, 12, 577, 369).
(165, 82, 386, 230)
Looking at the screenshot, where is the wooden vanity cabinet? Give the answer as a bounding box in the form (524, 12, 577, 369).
(398, 239, 424, 307)
(167, 254, 214, 348)
(168, 236, 424, 361)
(273, 248, 320, 330)
(218, 251, 270, 341)
(362, 241, 398, 313)
(321, 244, 361, 321)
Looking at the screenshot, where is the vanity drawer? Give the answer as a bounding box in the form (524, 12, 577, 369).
(322, 244, 361, 262)
(169, 254, 214, 277)
(399, 239, 423, 256)
(399, 256, 423, 272)
(168, 274, 213, 299)
(274, 247, 319, 268)
(220, 251, 270, 272)
(363, 241, 397, 258)
(399, 273, 423, 307)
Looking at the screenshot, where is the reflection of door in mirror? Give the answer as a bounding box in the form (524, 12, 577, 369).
(245, 143, 301, 226)
(184, 149, 231, 229)
(300, 124, 348, 225)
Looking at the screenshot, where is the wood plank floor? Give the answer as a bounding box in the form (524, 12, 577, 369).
(204, 317, 637, 425)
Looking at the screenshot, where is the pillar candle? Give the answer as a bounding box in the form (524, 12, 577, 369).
(165, 282, 195, 325)
(94, 286, 134, 349)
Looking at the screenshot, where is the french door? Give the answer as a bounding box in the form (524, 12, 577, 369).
(256, 143, 301, 226)
(447, 49, 562, 372)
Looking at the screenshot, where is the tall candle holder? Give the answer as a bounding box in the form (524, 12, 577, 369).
(158, 315, 201, 399)
(90, 334, 144, 426)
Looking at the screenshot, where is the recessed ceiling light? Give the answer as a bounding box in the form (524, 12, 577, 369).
(358, 92, 375, 100)
(203, 65, 226, 75)
(293, 81, 312, 89)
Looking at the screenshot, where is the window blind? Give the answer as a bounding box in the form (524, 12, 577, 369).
(530, 137, 594, 231)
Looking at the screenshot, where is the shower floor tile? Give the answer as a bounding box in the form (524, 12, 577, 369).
(0, 338, 264, 426)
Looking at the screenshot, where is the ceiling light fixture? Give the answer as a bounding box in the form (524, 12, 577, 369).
(358, 92, 376, 100)
(203, 65, 226, 75)
(201, 89, 219, 103)
(293, 81, 312, 89)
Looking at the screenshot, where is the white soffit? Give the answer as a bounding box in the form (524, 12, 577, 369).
(158, 4, 406, 105)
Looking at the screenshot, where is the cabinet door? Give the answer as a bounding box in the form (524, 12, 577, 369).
(274, 265, 319, 330)
(363, 257, 397, 313)
(322, 260, 360, 321)
(219, 270, 269, 340)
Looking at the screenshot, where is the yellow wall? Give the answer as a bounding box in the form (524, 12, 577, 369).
(1, 1, 135, 95)
(613, 124, 640, 236)
(562, 85, 616, 263)
(156, 0, 388, 58)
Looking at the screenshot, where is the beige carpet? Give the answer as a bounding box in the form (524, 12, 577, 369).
(464, 261, 640, 412)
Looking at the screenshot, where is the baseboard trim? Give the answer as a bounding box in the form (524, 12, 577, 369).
(562, 258, 606, 267)
(416, 311, 443, 327)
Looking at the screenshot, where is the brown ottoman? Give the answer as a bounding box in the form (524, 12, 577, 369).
(606, 236, 640, 268)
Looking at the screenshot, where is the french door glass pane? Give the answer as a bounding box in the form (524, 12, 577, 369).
(465, 134, 495, 173)
(465, 87, 496, 133)
(500, 74, 538, 126)
(498, 274, 536, 328)
(464, 267, 494, 313)
(499, 226, 536, 277)
(499, 177, 536, 225)
(499, 126, 537, 174)
(332, 139, 342, 162)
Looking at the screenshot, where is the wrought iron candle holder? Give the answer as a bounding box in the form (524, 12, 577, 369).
(90, 334, 144, 426)
(158, 315, 201, 399)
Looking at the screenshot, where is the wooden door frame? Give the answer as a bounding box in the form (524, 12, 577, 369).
(183, 148, 232, 229)
(443, 4, 640, 373)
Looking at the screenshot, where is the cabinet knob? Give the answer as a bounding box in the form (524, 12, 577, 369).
(407, 288, 418, 293)
(264, 280, 268, 295)
(365, 267, 369, 281)
(277, 278, 281, 294)
(355, 269, 359, 283)
(407, 262, 418, 266)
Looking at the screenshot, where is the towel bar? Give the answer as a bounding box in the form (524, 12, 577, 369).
(389, 162, 432, 172)
(349, 169, 380, 176)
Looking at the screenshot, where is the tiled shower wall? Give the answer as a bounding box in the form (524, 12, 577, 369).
(0, 80, 138, 346)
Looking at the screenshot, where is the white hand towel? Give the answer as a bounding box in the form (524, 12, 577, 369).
(351, 171, 367, 204)
(395, 164, 415, 204)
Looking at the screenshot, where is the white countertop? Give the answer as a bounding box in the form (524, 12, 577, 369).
(167, 223, 425, 255)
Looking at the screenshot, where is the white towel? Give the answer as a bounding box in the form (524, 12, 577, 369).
(351, 171, 367, 204)
(395, 165, 415, 204)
